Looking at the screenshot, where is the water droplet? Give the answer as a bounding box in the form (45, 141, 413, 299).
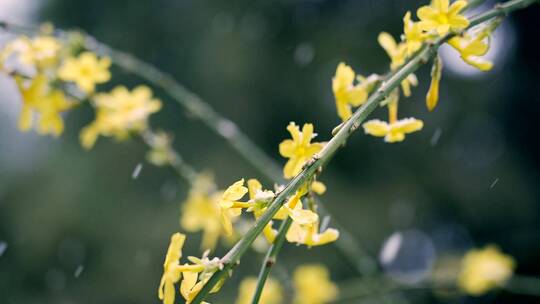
(132, 163, 143, 179)
(74, 265, 84, 278)
(294, 42, 315, 66)
(430, 128, 442, 147)
(380, 232, 403, 265)
(0, 241, 7, 257)
(490, 177, 499, 189)
(379, 230, 436, 284)
(217, 119, 238, 139)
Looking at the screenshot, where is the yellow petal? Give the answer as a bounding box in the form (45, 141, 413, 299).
(287, 207, 319, 225)
(378, 32, 397, 57)
(222, 179, 247, 202)
(363, 120, 389, 137)
(311, 180, 326, 195)
(18, 105, 33, 131)
(426, 55, 443, 111)
(395, 118, 424, 134)
(278, 139, 295, 157)
(449, 0, 467, 15)
(181, 271, 198, 300)
(247, 178, 262, 200)
(463, 56, 493, 71)
(312, 228, 340, 246)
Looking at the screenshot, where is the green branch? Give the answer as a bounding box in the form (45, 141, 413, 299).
(250, 218, 292, 304)
(190, 1, 538, 302)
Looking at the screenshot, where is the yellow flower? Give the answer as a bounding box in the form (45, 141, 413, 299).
(80, 85, 162, 149)
(403, 11, 427, 56)
(448, 23, 496, 71)
(458, 245, 515, 296)
(363, 100, 423, 143)
(426, 55, 443, 111)
(378, 32, 418, 96)
(1, 35, 62, 69)
(236, 276, 283, 304)
(417, 0, 469, 36)
(332, 63, 369, 121)
(311, 180, 326, 195)
(158, 233, 186, 304)
(146, 131, 174, 166)
(286, 219, 339, 247)
(16, 74, 72, 136)
(282, 184, 318, 226)
(180, 174, 224, 251)
(58, 51, 111, 93)
(247, 178, 285, 243)
(279, 122, 324, 179)
(180, 252, 223, 304)
(293, 264, 338, 304)
(157, 234, 220, 304)
(378, 32, 407, 70)
(219, 179, 248, 236)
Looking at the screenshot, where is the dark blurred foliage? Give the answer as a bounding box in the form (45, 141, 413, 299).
(0, 0, 539, 303)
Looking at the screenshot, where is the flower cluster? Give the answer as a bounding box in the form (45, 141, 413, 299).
(332, 0, 500, 143)
(0, 29, 162, 148)
(235, 264, 338, 304)
(158, 233, 225, 304)
(458, 245, 515, 296)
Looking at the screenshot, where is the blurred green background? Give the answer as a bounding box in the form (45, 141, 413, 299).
(0, 0, 539, 303)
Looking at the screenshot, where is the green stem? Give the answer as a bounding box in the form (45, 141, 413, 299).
(189, 1, 538, 302)
(250, 218, 293, 304)
(141, 130, 199, 184)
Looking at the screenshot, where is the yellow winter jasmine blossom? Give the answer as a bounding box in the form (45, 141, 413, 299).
(417, 0, 469, 36)
(378, 32, 418, 96)
(363, 100, 423, 143)
(180, 174, 224, 251)
(286, 219, 339, 247)
(458, 245, 515, 296)
(426, 55, 443, 111)
(1, 35, 62, 70)
(236, 277, 283, 304)
(16, 74, 72, 136)
(448, 21, 498, 71)
(378, 32, 407, 70)
(180, 252, 224, 303)
(80, 85, 162, 148)
(158, 233, 221, 304)
(279, 122, 325, 179)
(58, 51, 111, 93)
(332, 62, 368, 121)
(403, 11, 427, 56)
(158, 233, 186, 304)
(219, 179, 248, 235)
(146, 131, 174, 166)
(247, 179, 284, 243)
(293, 264, 338, 304)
